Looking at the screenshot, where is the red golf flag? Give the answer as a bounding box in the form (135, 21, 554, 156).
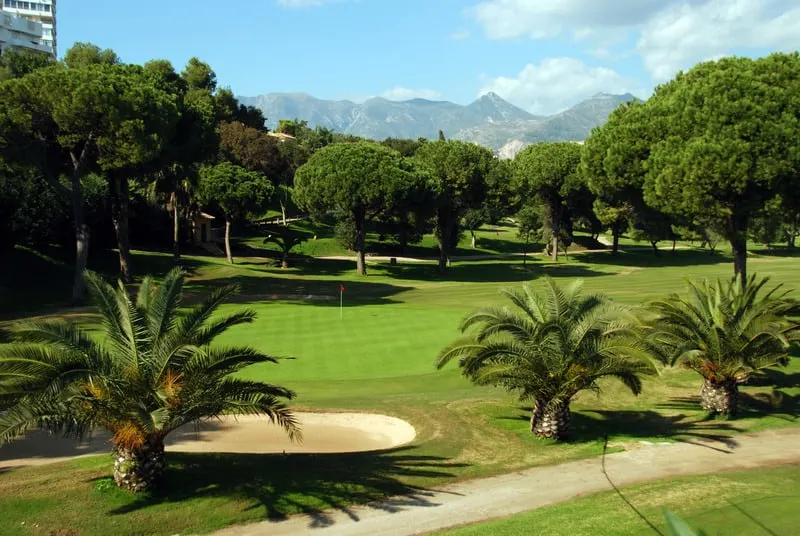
(339, 284, 345, 293)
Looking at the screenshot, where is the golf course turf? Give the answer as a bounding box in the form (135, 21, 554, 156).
(0, 234, 798, 536)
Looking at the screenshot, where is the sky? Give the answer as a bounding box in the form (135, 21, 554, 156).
(59, 0, 800, 115)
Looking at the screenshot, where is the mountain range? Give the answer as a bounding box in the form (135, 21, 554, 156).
(237, 91, 637, 157)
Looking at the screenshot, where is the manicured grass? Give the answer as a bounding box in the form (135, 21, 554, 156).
(241, 219, 551, 259)
(1, 241, 798, 535)
(437, 464, 800, 536)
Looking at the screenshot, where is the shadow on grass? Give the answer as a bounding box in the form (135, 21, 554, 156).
(379, 260, 607, 283)
(0, 246, 206, 319)
(103, 447, 466, 528)
(576, 248, 731, 268)
(182, 273, 412, 308)
(502, 408, 742, 452)
(747, 367, 800, 390)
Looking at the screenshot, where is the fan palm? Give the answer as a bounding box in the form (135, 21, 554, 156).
(648, 274, 799, 417)
(437, 278, 658, 440)
(0, 268, 298, 492)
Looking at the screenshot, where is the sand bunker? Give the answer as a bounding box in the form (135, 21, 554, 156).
(0, 413, 416, 469)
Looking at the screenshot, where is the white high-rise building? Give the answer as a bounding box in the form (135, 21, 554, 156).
(0, 9, 50, 56)
(1, 0, 55, 56)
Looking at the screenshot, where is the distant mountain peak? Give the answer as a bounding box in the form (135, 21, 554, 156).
(237, 91, 635, 150)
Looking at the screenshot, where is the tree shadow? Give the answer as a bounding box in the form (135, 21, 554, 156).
(0, 246, 205, 319)
(738, 390, 799, 421)
(576, 248, 730, 268)
(101, 446, 466, 528)
(747, 367, 800, 390)
(182, 273, 412, 308)
(748, 247, 800, 258)
(379, 260, 607, 283)
(504, 407, 742, 452)
(571, 410, 742, 451)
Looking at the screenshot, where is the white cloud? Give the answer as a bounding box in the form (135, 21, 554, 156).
(470, 0, 800, 82)
(479, 58, 641, 115)
(381, 87, 443, 101)
(470, 0, 675, 40)
(637, 0, 800, 81)
(450, 30, 471, 40)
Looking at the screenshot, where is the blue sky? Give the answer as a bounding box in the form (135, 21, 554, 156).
(59, 0, 800, 115)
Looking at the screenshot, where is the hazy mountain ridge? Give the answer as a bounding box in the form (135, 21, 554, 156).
(238, 91, 636, 154)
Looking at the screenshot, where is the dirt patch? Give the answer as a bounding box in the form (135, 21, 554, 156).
(0, 413, 416, 469)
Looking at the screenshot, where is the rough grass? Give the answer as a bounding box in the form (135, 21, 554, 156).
(0, 237, 798, 535)
(437, 464, 800, 536)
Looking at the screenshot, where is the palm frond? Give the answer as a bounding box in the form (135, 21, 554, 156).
(146, 267, 185, 344)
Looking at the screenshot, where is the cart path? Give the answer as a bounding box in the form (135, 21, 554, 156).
(211, 427, 800, 536)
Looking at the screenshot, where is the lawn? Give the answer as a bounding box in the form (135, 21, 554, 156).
(437, 464, 800, 536)
(0, 237, 798, 535)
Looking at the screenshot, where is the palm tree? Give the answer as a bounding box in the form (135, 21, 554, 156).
(0, 268, 298, 492)
(437, 278, 658, 440)
(263, 225, 311, 269)
(648, 275, 799, 417)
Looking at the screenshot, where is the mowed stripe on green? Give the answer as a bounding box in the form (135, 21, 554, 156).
(225, 302, 462, 382)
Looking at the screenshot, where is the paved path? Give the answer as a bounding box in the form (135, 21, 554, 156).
(211, 427, 800, 536)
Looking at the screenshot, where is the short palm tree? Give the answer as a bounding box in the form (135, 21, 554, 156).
(648, 275, 799, 417)
(437, 278, 658, 440)
(0, 268, 298, 492)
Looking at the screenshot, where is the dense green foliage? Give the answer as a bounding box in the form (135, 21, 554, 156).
(294, 141, 427, 274)
(648, 275, 799, 416)
(437, 278, 658, 439)
(0, 268, 297, 491)
(414, 140, 495, 272)
(199, 162, 273, 263)
(514, 142, 584, 261)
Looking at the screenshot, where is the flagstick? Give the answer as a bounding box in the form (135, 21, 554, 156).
(340, 289, 343, 320)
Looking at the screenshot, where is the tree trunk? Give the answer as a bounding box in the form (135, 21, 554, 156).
(172, 192, 180, 262)
(728, 213, 748, 288)
(437, 211, 450, 274)
(550, 200, 562, 262)
(111, 174, 132, 283)
(530, 400, 571, 440)
(700, 379, 739, 417)
(650, 241, 660, 256)
(612, 230, 620, 254)
(355, 213, 366, 276)
(552, 223, 559, 262)
(672, 239, 676, 252)
(523, 234, 528, 267)
(113, 438, 166, 492)
(224, 217, 233, 264)
(70, 168, 90, 305)
(280, 199, 287, 226)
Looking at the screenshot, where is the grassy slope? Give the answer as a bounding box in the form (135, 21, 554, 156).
(437, 464, 800, 536)
(0, 237, 798, 536)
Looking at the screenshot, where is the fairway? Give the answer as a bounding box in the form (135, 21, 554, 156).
(1, 242, 799, 536)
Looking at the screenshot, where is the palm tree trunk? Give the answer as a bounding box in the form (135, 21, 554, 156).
(530, 400, 571, 440)
(113, 437, 166, 492)
(700, 379, 738, 417)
